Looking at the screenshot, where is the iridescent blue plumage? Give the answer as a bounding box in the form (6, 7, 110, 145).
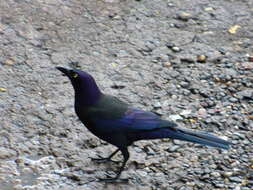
(90, 108, 175, 132)
(56, 67, 232, 182)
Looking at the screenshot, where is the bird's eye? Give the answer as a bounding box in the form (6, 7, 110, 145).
(72, 73, 78, 78)
(70, 71, 79, 78)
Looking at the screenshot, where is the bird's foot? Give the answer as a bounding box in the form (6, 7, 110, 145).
(90, 156, 120, 164)
(90, 157, 109, 163)
(98, 177, 129, 183)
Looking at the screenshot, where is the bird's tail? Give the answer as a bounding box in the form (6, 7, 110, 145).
(136, 127, 232, 149)
(168, 127, 232, 149)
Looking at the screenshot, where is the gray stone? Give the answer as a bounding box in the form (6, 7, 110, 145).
(237, 89, 253, 100)
(229, 176, 242, 183)
(169, 114, 183, 121)
(0, 147, 16, 159)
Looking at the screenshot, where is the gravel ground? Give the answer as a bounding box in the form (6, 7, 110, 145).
(0, 0, 252, 189)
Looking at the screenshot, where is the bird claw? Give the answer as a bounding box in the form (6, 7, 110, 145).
(90, 157, 109, 163)
(90, 156, 120, 164)
(98, 177, 129, 183)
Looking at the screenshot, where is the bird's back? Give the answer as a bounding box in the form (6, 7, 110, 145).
(75, 94, 128, 125)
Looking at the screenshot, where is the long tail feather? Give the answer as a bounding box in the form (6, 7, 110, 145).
(135, 128, 232, 149)
(171, 128, 232, 149)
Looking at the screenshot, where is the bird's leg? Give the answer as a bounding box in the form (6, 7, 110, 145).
(98, 148, 129, 182)
(90, 149, 120, 163)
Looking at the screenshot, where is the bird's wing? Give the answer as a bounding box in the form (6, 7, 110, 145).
(91, 107, 177, 133)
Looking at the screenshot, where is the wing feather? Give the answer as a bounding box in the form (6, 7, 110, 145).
(91, 108, 177, 133)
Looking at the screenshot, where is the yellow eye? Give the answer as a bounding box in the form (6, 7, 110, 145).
(72, 73, 78, 78)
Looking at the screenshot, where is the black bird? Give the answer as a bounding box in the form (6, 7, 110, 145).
(56, 67, 231, 182)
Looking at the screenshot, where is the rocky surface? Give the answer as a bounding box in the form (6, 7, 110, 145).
(0, 0, 252, 189)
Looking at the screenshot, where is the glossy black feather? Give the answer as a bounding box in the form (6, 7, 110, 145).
(56, 67, 232, 181)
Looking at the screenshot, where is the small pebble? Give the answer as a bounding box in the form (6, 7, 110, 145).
(168, 145, 180, 152)
(180, 110, 192, 116)
(153, 102, 162, 108)
(229, 176, 242, 183)
(228, 25, 241, 34)
(197, 55, 207, 63)
(163, 62, 172, 68)
(204, 7, 214, 11)
(248, 56, 253, 62)
(177, 12, 192, 21)
(4, 59, 15, 65)
(223, 171, 233, 177)
(0, 88, 7, 92)
(186, 182, 195, 186)
(229, 97, 238, 103)
(172, 46, 181, 52)
(211, 171, 221, 177)
(198, 108, 207, 117)
(169, 114, 183, 121)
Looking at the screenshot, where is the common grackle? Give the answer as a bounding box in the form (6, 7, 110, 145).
(56, 67, 231, 182)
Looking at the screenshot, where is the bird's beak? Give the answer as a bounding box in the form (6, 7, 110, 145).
(56, 67, 70, 76)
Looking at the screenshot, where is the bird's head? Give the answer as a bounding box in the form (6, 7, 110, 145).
(56, 67, 101, 105)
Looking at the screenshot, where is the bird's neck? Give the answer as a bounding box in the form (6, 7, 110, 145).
(74, 85, 102, 107)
